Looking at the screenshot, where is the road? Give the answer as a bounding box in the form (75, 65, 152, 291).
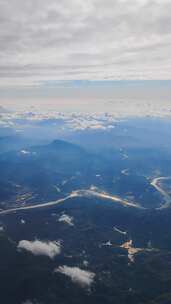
(0, 189, 142, 216)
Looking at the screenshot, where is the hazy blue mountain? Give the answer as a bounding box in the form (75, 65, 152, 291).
(0, 118, 171, 304)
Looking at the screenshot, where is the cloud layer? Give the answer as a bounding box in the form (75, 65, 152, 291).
(18, 240, 61, 259)
(55, 266, 95, 287)
(0, 0, 171, 88)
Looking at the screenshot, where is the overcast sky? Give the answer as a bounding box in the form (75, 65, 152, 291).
(0, 0, 171, 109)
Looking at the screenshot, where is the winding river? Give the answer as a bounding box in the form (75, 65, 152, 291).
(151, 177, 171, 209)
(1, 177, 170, 216)
(0, 189, 142, 216)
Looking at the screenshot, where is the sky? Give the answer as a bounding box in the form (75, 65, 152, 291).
(0, 0, 171, 110)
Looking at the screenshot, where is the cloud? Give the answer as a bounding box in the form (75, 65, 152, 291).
(18, 240, 61, 259)
(55, 265, 95, 287)
(113, 226, 127, 235)
(20, 150, 30, 155)
(58, 213, 74, 226)
(0, 0, 171, 89)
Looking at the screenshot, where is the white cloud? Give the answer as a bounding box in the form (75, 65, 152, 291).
(18, 240, 61, 259)
(58, 214, 74, 226)
(2, 102, 171, 128)
(20, 150, 30, 155)
(55, 265, 95, 287)
(101, 240, 112, 247)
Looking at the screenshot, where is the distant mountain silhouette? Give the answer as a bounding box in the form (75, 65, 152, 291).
(50, 139, 84, 151)
(0, 139, 94, 199)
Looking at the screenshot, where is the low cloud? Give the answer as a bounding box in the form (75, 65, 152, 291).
(58, 213, 74, 226)
(55, 265, 95, 287)
(20, 150, 30, 155)
(18, 240, 61, 259)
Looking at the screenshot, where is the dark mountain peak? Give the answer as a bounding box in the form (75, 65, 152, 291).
(50, 139, 85, 152)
